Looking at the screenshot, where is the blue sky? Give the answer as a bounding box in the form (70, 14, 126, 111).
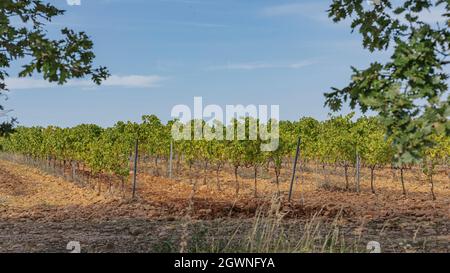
(4, 0, 395, 127)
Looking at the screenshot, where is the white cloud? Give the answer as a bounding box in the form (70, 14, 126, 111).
(0, 110, 13, 118)
(67, 0, 81, 6)
(6, 78, 55, 90)
(208, 61, 316, 71)
(261, 3, 329, 22)
(101, 75, 165, 88)
(5, 75, 166, 90)
(168, 21, 228, 28)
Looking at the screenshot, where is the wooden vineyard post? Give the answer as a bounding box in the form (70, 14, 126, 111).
(132, 139, 139, 199)
(356, 152, 361, 193)
(168, 139, 173, 179)
(71, 161, 76, 182)
(288, 136, 301, 203)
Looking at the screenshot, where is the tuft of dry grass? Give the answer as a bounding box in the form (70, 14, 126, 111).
(185, 196, 364, 253)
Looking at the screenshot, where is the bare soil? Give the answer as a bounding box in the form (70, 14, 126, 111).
(0, 160, 448, 253)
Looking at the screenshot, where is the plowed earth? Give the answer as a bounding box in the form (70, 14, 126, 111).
(0, 160, 448, 253)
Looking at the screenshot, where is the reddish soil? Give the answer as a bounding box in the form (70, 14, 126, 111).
(0, 160, 448, 253)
